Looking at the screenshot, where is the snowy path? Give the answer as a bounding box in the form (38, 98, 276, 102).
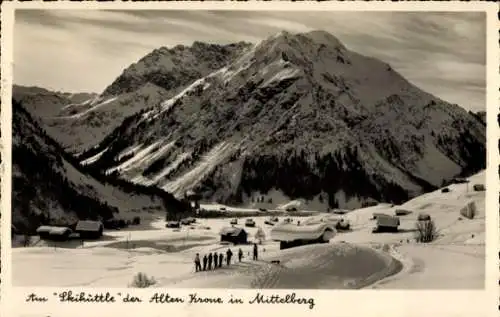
(371, 244, 484, 289)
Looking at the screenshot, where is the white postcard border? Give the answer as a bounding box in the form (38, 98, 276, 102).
(1, 1, 499, 317)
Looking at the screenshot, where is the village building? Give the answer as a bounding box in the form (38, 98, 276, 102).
(36, 225, 73, 241)
(219, 227, 248, 245)
(473, 184, 485, 192)
(270, 223, 336, 250)
(75, 220, 104, 239)
(372, 214, 400, 233)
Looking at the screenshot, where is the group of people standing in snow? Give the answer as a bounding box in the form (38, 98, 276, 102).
(194, 243, 259, 272)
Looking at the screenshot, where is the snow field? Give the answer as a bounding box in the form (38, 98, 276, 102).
(12, 171, 485, 289)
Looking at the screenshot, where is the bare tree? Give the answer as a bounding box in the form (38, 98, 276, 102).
(129, 272, 156, 288)
(415, 220, 437, 243)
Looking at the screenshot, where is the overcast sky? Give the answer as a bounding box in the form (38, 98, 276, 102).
(14, 10, 486, 112)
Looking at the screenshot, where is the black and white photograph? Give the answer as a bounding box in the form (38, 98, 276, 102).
(7, 7, 491, 292)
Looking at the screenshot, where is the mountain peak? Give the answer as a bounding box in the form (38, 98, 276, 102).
(301, 30, 346, 49)
(267, 29, 346, 50)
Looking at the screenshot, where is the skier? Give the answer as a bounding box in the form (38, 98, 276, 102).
(213, 253, 219, 269)
(218, 253, 224, 268)
(253, 243, 258, 261)
(226, 248, 233, 266)
(238, 248, 243, 262)
(202, 254, 208, 271)
(194, 253, 202, 272)
(207, 252, 213, 270)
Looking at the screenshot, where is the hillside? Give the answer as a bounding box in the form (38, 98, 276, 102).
(22, 30, 485, 210)
(11, 99, 188, 234)
(12, 42, 251, 154)
(75, 30, 485, 209)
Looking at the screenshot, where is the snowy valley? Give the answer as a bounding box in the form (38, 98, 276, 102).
(11, 29, 487, 290)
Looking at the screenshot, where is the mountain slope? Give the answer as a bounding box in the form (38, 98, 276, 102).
(73, 31, 486, 208)
(13, 43, 252, 154)
(11, 99, 189, 234)
(12, 85, 98, 117)
(101, 41, 252, 97)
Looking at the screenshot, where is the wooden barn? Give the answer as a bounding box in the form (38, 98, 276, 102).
(75, 220, 103, 239)
(473, 184, 485, 192)
(219, 227, 248, 245)
(372, 214, 400, 233)
(36, 226, 73, 241)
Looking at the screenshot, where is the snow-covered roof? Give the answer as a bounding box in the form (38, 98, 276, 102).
(36, 226, 72, 235)
(75, 220, 103, 232)
(219, 227, 246, 236)
(36, 226, 55, 234)
(373, 212, 391, 217)
(376, 214, 400, 227)
(49, 227, 72, 235)
(270, 223, 336, 242)
(303, 215, 347, 227)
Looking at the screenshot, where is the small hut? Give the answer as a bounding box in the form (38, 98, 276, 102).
(75, 220, 103, 239)
(166, 221, 181, 228)
(372, 214, 400, 233)
(271, 223, 336, 250)
(36, 226, 54, 240)
(219, 227, 248, 245)
(103, 219, 121, 230)
(473, 184, 485, 192)
(36, 226, 73, 241)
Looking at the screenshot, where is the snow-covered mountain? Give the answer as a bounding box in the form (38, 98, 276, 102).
(38, 30, 487, 209)
(12, 42, 251, 154)
(11, 99, 189, 234)
(12, 85, 98, 117)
